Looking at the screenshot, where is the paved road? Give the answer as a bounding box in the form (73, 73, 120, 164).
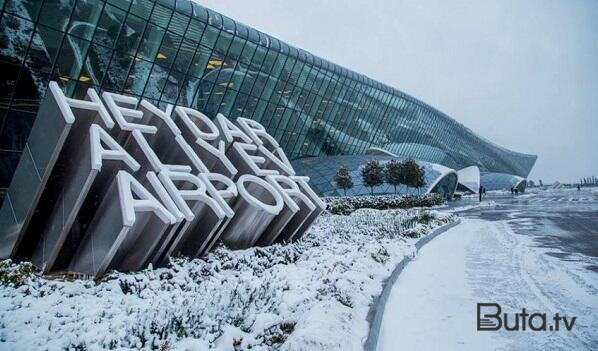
(456, 188, 598, 272)
(377, 188, 598, 350)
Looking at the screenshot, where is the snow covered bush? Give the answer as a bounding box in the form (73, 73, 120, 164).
(324, 193, 445, 215)
(0, 260, 37, 287)
(0, 208, 456, 351)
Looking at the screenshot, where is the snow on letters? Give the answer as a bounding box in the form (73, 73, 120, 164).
(0, 81, 325, 279)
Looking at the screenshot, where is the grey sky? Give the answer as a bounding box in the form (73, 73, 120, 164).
(198, 0, 597, 183)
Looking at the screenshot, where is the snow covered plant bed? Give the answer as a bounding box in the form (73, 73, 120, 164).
(0, 208, 456, 351)
(324, 193, 445, 215)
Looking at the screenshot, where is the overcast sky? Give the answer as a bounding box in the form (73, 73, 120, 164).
(198, 0, 597, 183)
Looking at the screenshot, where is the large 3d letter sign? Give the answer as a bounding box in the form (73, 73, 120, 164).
(0, 82, 325, 278)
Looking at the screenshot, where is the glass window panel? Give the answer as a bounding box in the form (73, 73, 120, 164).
(203, 82, 224, 116)
(130, 0, 155, 19)
(244, 96, 259, 117)
(175, 75, 200, 107)
(250, 72, 268, 98)
(157, 0, 175, 9)
(261, 50, 278, 75)
(239, 40, 257, 67)
(230, 92, 248, 118)
(194, 81, 213, 111)
(85, 42, 112, 86)
(0, 62, 19, 110)
(124, 58, 152, 95)
(186, 19, 205, 43)
(104, 54, 133, 91)
(0, 151, 21, 188)
(93, 4, 126, 49)
(168, 11, 190, 37)
(26, 26, 63, 74)
(191, 3, 208, 22)
(172, 37, 197, 74)
(54, 36, 91, 81)
(214, 67, 233, 87)
(218, 88, 237, 116)
(187, 45, 211, 78)
(257, 102, 276, 125)
(246, 27, 259, 44)
(239, 70, 256, 95)
(175, 0, 192, 16)
(227, 69, 245, 93)
(10, 67, 42, 112)
(200, 24, 219, 48)
(72, 79, 95, 99)
(257, 32, 269, 47)
(214, 30, 232, 55)
(38, 0, 76, 31)
(0, 107, 35, 151)
(111, 14, 144, 57)
(138, 23, 165, 61)
(250, 45, 267, 71)
(155, 31, 181, 69)
(5, 0, 43, 20)
(68, 0, 104, 41)
(222, 16, 235, 33)
(150, 3, 172, 28)
(107, 0, 131, 11)
(0, 14, 34, 66)
(203, 50, 225, 81)
(142, 64, 169, 100)
(227, 35, 245, 63)
(206, 10, 222, 29)
(160, 73, 181, 103)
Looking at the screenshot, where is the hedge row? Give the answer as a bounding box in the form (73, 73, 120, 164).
(323, 194, 445, 215)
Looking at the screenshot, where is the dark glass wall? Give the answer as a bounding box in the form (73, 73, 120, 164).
(0, 0, 537, 198)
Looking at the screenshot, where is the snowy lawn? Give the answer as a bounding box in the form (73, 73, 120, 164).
(377, 218, 598, 350)
(0, 208, 456, 351)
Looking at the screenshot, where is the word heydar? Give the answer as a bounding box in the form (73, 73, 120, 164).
(0, 81, 324, 279)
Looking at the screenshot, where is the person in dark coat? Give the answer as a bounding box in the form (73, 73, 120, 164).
(479, 186, 483, 202)
(511, 187, 514, 195)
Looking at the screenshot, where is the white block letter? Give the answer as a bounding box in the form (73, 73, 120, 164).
(90, 124, 140, 172)
(116, 170, 176, 226)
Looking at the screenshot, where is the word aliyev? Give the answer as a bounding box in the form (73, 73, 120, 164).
(0, 81, 325, 279)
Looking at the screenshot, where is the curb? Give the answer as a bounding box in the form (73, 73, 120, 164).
(363, 219, 462, 351)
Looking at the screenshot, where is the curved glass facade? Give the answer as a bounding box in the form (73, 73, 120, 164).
(481, 172, 527, 192)
(292, 155, 458, 197)
(0, 0, 536, 200)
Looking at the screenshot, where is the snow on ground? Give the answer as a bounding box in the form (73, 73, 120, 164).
(377, 218, 598, 351)
(443, 200, 500, 213)
(0, 208, 455, 351)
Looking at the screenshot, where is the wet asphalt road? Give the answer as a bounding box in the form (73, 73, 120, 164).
(377, 187, 598, 350)
(449, 187, 598, 272)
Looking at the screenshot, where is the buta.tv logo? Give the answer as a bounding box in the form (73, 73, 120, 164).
(477, 303, 577, 331)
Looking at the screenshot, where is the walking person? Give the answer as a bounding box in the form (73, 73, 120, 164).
(479, 185, 483, 202)
(511, 187, 514, 195)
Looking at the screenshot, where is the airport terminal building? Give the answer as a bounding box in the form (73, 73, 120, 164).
(0, 0, 536, 201)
